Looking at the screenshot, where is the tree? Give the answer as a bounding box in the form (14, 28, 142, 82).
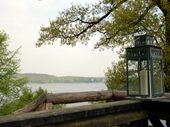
(37, 0, 170, 91)
(0, 31, 45, 115)
(0, 31, 26, 104)
(105, 60, 126, 90)
(0, 87, 45, 116)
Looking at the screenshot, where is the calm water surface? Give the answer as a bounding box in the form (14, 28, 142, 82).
(27, 82, 107, 93)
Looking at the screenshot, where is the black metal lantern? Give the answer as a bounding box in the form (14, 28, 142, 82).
(126, 34, 164, 98)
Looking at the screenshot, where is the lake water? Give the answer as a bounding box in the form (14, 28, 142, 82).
(27, 82, 107, 93)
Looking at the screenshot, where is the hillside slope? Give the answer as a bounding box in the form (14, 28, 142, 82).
(16, 73, 105, 83)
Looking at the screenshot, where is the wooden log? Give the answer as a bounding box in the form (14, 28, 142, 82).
(46, 90, 127, 104)
(13, 90, 170, 115)
(0, 100, 144, 127)
(35, 103, 46, 111)
(14, 94, 47, 115)
(112, 90, 127, 100)
(13, 90, 170, 114)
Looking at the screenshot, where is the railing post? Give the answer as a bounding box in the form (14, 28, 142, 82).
(45, 103, 53, 110)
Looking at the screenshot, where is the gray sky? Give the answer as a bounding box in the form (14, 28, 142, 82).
(0, 0, 119, 77)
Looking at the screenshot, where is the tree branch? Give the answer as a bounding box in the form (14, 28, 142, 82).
(70, 0, 153, 39)
(66, 0, 128, 38)
(96, 3, 155, 48)
(133, 2, 155, 26)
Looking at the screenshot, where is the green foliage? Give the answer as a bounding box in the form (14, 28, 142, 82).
(105, 60, 126, 90)
(0, 87, 46, 116)
(0, 31, 46, 116)
(37, 0, 165, 49)
(0, 31, 27, 105)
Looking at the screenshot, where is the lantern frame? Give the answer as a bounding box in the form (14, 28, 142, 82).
(126, 34, 164, 98)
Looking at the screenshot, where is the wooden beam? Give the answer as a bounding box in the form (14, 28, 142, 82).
(0, 100, 144, 127)
(45, 111, 148, 127)
(13, 94, 47, 115)
(46, 90, 127, 104)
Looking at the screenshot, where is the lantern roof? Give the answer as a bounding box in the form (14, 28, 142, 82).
(134, 34, 154, 47)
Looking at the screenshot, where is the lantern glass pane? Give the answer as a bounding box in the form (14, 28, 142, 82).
(128, 60, 139, 95)
(140, 60, 149, 95)
(152, 59, 163, 95)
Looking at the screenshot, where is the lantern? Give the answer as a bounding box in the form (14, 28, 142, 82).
(126, 34, 164, 98)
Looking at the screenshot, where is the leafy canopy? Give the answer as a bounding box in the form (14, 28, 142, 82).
(37, 0, 165, 49)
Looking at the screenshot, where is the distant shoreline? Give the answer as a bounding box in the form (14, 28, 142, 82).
(16, 73, 105, 84)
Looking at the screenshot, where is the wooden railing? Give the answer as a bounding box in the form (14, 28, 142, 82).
(0, 90, 170, 127)
(14, 90, 127, 114)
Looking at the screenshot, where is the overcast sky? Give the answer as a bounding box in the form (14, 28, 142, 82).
(0, 0, 119, 77)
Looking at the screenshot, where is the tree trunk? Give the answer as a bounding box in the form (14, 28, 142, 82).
(163, 3, 170, 92)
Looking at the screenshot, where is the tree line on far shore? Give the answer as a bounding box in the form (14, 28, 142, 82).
(16, 73, 105, 84)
